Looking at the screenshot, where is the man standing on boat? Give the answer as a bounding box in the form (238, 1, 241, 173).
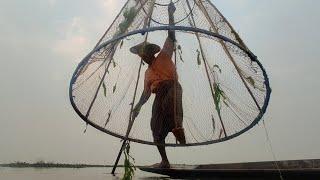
(130, 2, 185, 168)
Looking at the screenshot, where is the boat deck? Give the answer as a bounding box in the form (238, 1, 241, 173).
(139, 159, 320, 179)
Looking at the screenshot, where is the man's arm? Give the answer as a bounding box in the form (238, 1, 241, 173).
(135, 89, 151, 108)
(168, 2, 176, 42)
(162, 2, 176, 58)
(132, 89, 151, 120)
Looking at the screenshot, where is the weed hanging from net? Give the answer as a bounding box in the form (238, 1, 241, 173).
(122, 142, 136, 180)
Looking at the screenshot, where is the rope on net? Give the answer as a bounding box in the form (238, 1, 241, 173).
(262, 118, 284, 180)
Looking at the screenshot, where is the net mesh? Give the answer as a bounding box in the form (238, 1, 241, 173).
(69, 0, 271, 146)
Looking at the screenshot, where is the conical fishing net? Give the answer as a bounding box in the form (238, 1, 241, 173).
(69, 0, 271, 146)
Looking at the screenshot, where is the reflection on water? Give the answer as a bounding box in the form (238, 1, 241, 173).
(0, 167, 169, 180)
(0, 167, 269, 180)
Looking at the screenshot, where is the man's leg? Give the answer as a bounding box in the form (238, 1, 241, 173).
(176, 82, 183, 127)
(172, 82, 186, 144)
(151, 108, 170, 168)
(154, 138, 170, 168)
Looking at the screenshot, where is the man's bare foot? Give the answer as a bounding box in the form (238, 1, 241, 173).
(151, 161, 170, 169)
(172, 127, 186, 144)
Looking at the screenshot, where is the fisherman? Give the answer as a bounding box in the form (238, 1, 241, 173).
(131, 2, 185, 168)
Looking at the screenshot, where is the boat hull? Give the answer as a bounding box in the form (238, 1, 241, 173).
(139, 159, 320, 179)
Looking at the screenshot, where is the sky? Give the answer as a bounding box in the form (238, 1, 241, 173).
(0, 0, 320, 166)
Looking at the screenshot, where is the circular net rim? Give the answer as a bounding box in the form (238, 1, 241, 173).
(69, 25, 271, 147)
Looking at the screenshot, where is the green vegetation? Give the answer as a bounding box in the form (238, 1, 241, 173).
(196, 49, 201, 65)
(0, 161, 111, 169)
(0, 160, 146, 169)
(245, 76, 265, 92)
(213, 83, 228, 118)
(122, 143, 136, 180)
(177, 44, 184, 62)
(117, 7, 137, 36)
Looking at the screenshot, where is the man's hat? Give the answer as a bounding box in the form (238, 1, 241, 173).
(130, 42, 161, 56)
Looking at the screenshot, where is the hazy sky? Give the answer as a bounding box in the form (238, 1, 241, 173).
(0, 0, 319, 166)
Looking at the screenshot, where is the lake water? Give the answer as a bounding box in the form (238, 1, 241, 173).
(0, 167, 169, 180)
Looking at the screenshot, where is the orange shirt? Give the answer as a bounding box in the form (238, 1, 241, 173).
(144, 47, 177, 93)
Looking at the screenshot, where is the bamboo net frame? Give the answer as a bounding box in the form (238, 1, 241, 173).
(69, 0, 271, 147)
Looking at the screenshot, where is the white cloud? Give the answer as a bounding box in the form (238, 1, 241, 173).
(52, 1, 124, 60)
(48, 0, 56, 7)
(54, 34, 88, 59)
(53, 17, 91, 60)
(99, 0, 120, 15)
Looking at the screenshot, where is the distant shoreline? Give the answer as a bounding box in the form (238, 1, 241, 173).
(0, 161, 128, 168)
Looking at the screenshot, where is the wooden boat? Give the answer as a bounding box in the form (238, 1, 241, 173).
(139, 159, 320, 179)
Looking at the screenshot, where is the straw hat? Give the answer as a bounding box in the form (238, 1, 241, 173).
(130, 42, 161, 56)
